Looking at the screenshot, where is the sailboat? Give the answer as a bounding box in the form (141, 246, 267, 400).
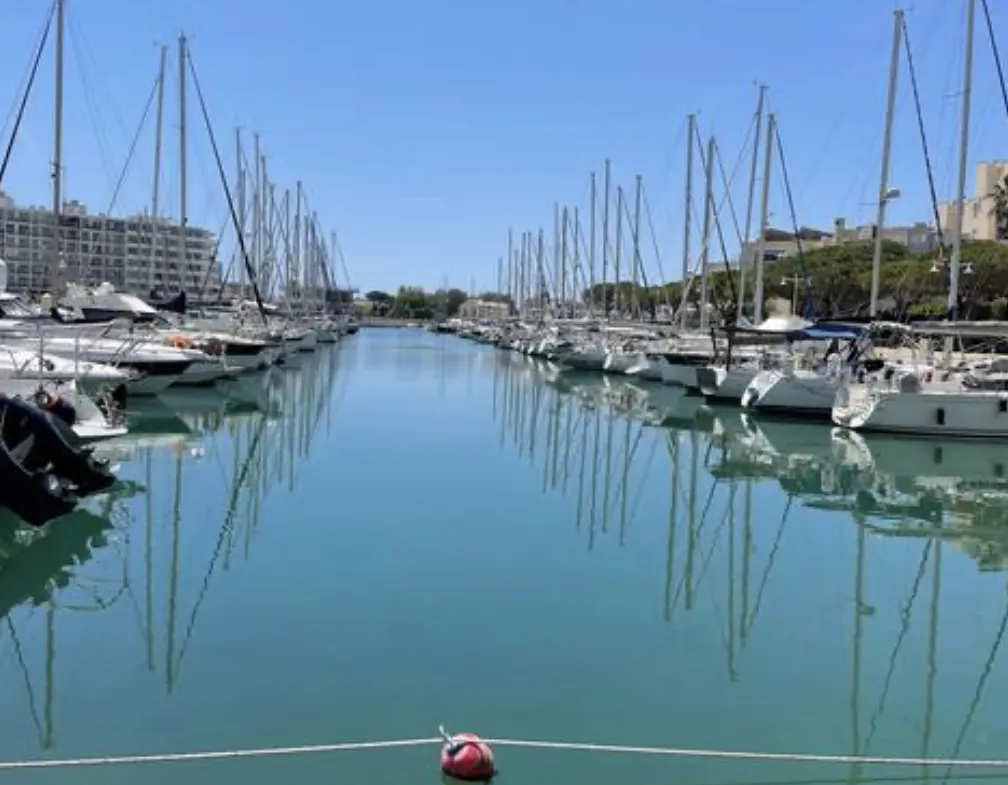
(832, 0, 1008, 438)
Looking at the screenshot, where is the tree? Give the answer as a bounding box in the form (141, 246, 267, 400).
(391, 285, 437, 318)
(365, 289, 395, 316)
(992, 173, 1008, 242)
(324, 288, 355, 309)
(436, 288, 468, 317)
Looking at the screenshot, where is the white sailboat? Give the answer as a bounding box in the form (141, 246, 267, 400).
(832, 0, 1008, 439)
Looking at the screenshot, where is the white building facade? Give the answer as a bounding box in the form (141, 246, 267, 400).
(937, 161, 1008, 241)
(0, 190, 221, 295)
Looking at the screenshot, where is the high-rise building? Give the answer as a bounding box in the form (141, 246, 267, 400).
(0, 190, 221, 295)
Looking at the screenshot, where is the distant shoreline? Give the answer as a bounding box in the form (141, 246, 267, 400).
(357, 316, 421, 328)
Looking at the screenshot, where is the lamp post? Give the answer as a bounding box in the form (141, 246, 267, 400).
(781, 274, 801, 316)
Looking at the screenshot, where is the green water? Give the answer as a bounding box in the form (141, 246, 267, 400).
(1, 329, 1007, 784)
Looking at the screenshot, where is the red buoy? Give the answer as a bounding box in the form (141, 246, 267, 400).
(440, 732, 495, 781)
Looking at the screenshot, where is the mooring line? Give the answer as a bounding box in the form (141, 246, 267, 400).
(1, 736, 1007, 770)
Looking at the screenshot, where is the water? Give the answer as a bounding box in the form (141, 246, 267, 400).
(1, 329, 1007, 784)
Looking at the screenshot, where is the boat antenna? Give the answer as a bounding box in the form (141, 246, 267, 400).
(185, 44, 269, 327)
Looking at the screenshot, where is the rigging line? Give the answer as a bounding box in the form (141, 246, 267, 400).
(173, 415, 268, 677)
(902, 16, 946, 254)
(0, 1, 54, 145)
(714, 140, 746, 250)
(647, 115, 690, 203)
(694, 137, 740, 315)
(67, 7, 129, 140)
(981, 0, 1008, 122)
(640, 186, 670, 307)
(772, 124, 812, 318)
(622, 432, 658, 544)
(693, 496, 734, 595)
(793, 22, 891, 199)
(104, 76, 158, 215)
(863, 538, 933, 753)
(0, 6, 53, 189)
(709, 140, 740, 317)
(669, 476, 719, 611)
(5, 618, 44, 745)
(619, 191, 650, 291)
(186, 46, 269, 326)
(744, 494, 793, 637)
(66, 16, 116, 190)
(939, 580, 1008, 785)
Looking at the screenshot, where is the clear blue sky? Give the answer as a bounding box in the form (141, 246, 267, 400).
(0, 0, 1004, 294)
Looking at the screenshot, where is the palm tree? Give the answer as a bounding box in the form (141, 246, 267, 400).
(992, 173, 1008, 242)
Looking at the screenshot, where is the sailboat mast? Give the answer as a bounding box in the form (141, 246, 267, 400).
(948, 0, 975, 323)
(679, 114, 695, 330)
(252, 133, 262, 301)
(753, 114, 776, 324)
(177, 33, 188, 294)
(738, 86, 766, 323)
(560, 206, 568, 312)
(552, 202, 560, 315)
(614, 186, 624, 314)
(507, 228, 514, 312)
(631, 174, 642, 319)
(149, 44, 167, 291)
(294, 181, 302, 301)
(870, 9, 904, 318)
(589, 172, 597, 314)
(50, 0, 66, 293)
(235, 129, 246, 298)
(699, 136, 715, 332)
(602, 159, 611, 316)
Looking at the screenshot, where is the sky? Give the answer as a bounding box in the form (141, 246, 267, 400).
(0, 0, 1005, 295)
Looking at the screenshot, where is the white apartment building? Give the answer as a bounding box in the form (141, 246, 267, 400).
(937, 160, 1008, 241)
(0, 190, 221, 295)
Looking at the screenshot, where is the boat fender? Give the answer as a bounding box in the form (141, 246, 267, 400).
(34, 391, 77, 427)
(441, 733, 495, 782)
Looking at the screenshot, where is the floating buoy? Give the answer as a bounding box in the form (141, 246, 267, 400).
(440, 728, 495, 782)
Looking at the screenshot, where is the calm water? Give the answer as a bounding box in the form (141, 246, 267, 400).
(1, 329, 1007, 784)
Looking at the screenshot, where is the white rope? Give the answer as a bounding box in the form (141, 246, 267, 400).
(0, 738, 441, 770)
(1, 736, 1007, 771)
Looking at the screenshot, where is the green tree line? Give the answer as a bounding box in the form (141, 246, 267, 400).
(361, 287, 512, 319)
(583, 239, 1008, 320)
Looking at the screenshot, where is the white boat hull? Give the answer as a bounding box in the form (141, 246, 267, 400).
(833, 383, 1008, 438)
(173, 360, 227, 386)
(697, 365, 758, 403)
(659, 361, 699, 388)
(127, 373, 179, 397)
(742, 369, 837, 417)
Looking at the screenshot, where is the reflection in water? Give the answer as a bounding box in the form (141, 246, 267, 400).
(0, 345, 343, 752)
(3, 335, 1008, 783)
(495, 352, 1008, 779)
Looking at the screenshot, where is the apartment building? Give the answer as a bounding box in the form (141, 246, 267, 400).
(937, 161, 1008, 241)
(739, 218, 940, 266)
(0, 190, 221, 295)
